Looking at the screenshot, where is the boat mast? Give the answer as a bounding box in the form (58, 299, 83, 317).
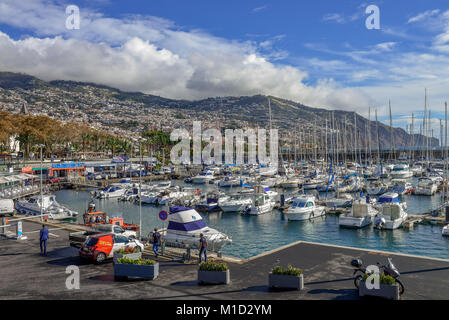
(389, 100, 395, 162)
(376, 109, 380, 165)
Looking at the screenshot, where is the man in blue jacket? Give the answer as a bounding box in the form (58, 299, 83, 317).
(40, 224, 49, 255)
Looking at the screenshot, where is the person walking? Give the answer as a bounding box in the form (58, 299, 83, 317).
(199, 233, 208, 263)
(39, 224, 49, 255)
(153, 228, 161, 258)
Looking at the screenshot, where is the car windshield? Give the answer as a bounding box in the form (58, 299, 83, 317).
(85, 237, 98, 247)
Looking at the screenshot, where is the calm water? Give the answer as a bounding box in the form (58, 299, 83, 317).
(54, 179, 449, 260)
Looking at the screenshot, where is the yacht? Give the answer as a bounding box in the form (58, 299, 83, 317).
(442, 224, 449, 237)
(159, 206, 232, 251)
(219, 194, 252, 213)
(96, 186, 126, 199)
(325, 193, 354, 209)
(389, 179, 413, 195)
(244, 193, 275, 215)
(339, 198, 378, 228)
(366, 181, 388, 196)
(373, 193, 408, 230)
(218, 177, 241, 188)
(195, 191, 228, 212)
(191, 170, 215, 184)
(15, 195, 78, 219)
(414, 177, 438, 196)
(284, 196, 325, 221)
(390, 164, 413, 179)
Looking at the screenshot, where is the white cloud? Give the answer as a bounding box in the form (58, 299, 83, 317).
(0, 0, 375, 112)
(408, 9, 440, 24)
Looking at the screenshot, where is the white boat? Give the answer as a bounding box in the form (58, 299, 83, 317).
(219, 194, 252, 212)
(96, 186, 126, 199)
(390, 164, 413, 179)
(366, 181, 388, 195)
(244, 193, 275, 215)
(15, 195, 78, 219)
(339, 199, 378, 228)
(325, 193, 354, 209)
(414, 177, 438, 196)
(389, 179, 413, 195)
(442, 224, 449, 237)
(191, 171, 215, 184)
(284, 196, 325, 221)
(373, 193, 408, 230)
(218, 177, 241, 188)
(160, 206, 232, 252)
(279, 177, 301, 189)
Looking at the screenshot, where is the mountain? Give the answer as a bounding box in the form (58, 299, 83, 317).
(0, 71, 439, 149)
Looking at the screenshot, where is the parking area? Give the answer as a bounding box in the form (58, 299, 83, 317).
(1, 220, 449, 300)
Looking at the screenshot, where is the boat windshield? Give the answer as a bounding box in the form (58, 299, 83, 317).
(292, 201, 306, 208)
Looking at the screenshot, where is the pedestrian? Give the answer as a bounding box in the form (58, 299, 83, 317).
(39, 224, 49, 255)
(153, 228, 161, 258)
(199, 233, 208, 263)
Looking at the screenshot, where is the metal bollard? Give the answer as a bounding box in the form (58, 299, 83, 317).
(161, 241, 165, 256)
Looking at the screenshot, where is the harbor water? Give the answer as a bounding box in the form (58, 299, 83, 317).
(54, 179, 449, 260)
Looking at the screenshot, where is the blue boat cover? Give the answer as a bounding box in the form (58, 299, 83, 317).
(378, 195, 400, 203)
(169, 206, 192, 214)
(168, 220, 206, 231)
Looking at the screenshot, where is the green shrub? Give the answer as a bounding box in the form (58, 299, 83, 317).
(199, 261, 229, 271)
(271, 265, 302, 276)
(362, 273, 396, 285)
(117, 257, 156, 265)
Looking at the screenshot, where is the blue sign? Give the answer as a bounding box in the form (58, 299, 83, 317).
(159, 210, 168, 221)
(51, 162, 85, 169)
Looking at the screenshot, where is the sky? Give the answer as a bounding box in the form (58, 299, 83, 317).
(0, 0, 449, 134)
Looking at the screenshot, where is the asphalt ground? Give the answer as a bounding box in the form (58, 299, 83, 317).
(1, 220, 448, 300)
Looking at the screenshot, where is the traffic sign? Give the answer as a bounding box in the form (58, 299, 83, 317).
(159, 210, 168, 221)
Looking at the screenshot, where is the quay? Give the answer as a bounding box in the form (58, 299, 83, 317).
(1, 219, 449, 300)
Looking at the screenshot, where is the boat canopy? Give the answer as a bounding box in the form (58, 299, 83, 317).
(168, 206, 207, 232)
(378, 193, 400, 204)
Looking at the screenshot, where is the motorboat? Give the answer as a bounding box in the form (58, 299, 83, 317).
(339, 198, 378, 228)
(373, 193, 408, 229)
(244, 193, 275, 215)
(284, 195, 325, 221)
(95, 186, 126, 199)
(219, 194, 252, 213)
(325, 193, 354, 209)
(15, 195, 78, 219)
(195, 191, 228, 212)
(389, 179, 413, 195)
(158, 206, 232, 252)
(442, 224, 449, 237)
(414, 177, 438, 196)
(191, 170, 215, 184)
(279, 176, 301, 189)
(366, 181, 388, 196)
(218, 176, 241, 188)
(390, 164, 413, 179)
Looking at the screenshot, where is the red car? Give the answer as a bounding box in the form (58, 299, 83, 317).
(79, 233, 144, 264)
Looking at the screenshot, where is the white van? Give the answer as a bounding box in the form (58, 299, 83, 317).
(0, 199, 14, 217)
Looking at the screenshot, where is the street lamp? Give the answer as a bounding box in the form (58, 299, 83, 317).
(37, 144, 44, 222)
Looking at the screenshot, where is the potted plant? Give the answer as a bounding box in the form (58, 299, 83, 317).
(198, 260, 230, 285)
(268, 265, 304, 290)
(113, 246, 142, 263)
(114, 257, 159, 280)
(359, 274, 400, 300)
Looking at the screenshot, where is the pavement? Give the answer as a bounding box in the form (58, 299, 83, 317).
(1, 220, 449, 300)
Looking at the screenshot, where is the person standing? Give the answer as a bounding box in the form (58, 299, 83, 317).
(199, 233, 208, 263)
(153, 228, 161, 258)
(39, 224, 49, 255)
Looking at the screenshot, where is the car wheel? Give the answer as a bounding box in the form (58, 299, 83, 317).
(95, 252, 106, 264)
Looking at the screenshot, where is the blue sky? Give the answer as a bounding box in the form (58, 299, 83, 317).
(0, 0, 449, 134)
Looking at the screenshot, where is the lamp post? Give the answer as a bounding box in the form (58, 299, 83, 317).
(138, 139, 143, 241)
(38, 144, 44, 222)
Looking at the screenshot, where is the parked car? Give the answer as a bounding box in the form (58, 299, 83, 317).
(79, 233, 144, 264)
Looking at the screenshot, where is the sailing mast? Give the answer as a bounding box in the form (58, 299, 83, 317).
(376, 109, 380, 165)
(389, 100, 395, 162)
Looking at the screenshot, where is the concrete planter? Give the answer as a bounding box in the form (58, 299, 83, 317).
(359, 281, 400, 300)
(198, 269, 230, 285)
(114, 262, 159, 280)
(268, 273, 304, 290)
(113, 251, 142, 264)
